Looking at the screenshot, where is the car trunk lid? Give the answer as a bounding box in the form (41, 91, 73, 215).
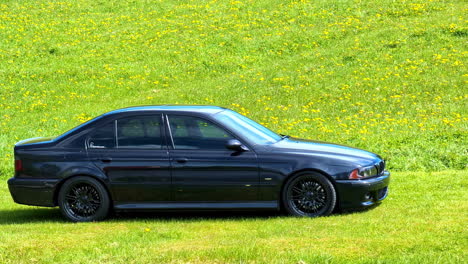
(15, 137, 56, 147)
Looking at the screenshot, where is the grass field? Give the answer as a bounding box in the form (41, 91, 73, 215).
(0, 0, 467, 263)
(0, 171, 466, 263)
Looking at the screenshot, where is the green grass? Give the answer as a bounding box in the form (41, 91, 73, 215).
(0, 0, 466, 172)
(0, 171, 466, 263)
(0, 0, 467, 263)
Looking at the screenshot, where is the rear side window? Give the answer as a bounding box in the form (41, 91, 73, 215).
(117, 116, 163, 149)
(88, 122, 116, 149)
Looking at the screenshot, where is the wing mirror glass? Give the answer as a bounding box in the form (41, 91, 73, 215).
(226, 139, 248, 151)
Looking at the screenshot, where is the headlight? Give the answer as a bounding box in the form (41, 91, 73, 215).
(349, 163, 382, 179)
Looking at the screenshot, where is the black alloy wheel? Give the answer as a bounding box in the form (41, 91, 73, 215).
(58, 176, 110, 222)
(283, 172, 336, 217)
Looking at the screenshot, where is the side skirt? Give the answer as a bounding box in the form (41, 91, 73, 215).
(114, 201, 279, 211)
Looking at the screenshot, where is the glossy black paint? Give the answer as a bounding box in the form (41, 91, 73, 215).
(8, 105, 390, 212)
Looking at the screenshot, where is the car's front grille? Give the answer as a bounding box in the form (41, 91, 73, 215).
(377, 160, 385, 175)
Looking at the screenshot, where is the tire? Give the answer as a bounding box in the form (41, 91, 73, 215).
(282, 172, 336, 217)
(58, 176, 110, 222)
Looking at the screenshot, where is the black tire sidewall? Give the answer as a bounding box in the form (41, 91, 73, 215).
(282, 172, 336, 217)
(58, 176, 110, 222)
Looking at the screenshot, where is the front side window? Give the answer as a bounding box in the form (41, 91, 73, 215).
(117, 116, 163, 149)
(168, 115, 234, 150)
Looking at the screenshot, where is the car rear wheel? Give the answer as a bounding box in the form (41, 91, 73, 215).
(283, 172, 336, 217)
(58, 176, 110, 222)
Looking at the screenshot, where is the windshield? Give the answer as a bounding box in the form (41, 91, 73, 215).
(213, 110, 282, 144)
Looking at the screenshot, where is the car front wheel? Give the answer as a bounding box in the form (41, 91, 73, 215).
(283, 172, 336, 217)
(58, 176, 110, 222)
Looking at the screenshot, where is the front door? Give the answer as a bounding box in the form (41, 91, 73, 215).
(166, 115, 259, 202)
(87, 115, 171, 204)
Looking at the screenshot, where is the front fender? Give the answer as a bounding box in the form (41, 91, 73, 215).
(257, 152, 358, 201)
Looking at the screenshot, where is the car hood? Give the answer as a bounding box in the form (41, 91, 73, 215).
(266, 137, 381, 162)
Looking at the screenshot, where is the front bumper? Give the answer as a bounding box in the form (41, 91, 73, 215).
(7, 177, 60, 207)
(335, 171, 390, 209)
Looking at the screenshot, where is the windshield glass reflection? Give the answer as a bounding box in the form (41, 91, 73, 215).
(213, 110, 281, 144)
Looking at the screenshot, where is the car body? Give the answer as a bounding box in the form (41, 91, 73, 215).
(8, 105, 390, 222)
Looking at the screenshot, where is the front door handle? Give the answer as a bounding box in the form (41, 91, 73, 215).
(175, 158, 188, 163)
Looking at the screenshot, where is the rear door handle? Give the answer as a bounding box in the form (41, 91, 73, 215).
(100, 158, 112, 163)
(174, 158, 188, 163)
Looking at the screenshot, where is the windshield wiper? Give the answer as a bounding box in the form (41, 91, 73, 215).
(280, 134, 290, 139)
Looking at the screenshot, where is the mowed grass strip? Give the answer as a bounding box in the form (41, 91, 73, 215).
(0, 170, 466, 263)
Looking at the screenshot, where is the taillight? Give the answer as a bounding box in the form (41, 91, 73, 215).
(15, 159, 22, 172)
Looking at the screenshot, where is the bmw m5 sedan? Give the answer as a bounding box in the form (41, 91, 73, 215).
(8, 105, 390, 222)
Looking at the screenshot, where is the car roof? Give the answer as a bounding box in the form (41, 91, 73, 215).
(53, 105, 228, 142)
(104, 105, 227, 116)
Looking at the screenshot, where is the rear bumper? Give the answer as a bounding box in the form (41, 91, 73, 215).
(7, 177, 60, 207)
(335, 171, 390, 209)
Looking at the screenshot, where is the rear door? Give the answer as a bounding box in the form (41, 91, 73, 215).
(87, 114, 171, 204)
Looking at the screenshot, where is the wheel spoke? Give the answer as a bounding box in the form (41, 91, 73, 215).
(293, 194, 304, 199)
(291, 186, 303, 193)
(66, 194, 78, 200)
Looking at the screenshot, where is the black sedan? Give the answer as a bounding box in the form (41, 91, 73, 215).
(8, 105, 390, 222)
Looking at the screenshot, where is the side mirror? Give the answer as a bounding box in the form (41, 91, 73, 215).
(226, 139, 248, 152)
